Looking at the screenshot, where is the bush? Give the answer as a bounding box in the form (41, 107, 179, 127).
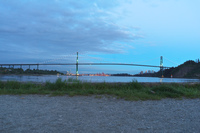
(128, 80, 142, 90)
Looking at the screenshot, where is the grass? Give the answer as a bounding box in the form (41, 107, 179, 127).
(0, 78, 200, 100)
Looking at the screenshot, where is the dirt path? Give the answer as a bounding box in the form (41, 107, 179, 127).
(1, 95, 200, 133)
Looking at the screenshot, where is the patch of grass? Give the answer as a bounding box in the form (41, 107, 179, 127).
(150, 85, 184, 98)
(4, 81, 21, 89)
(1, 79, 200, 100)
(129, 80, 143, 90)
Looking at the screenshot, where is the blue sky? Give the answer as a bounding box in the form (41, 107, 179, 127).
(0, 0, 200, 74)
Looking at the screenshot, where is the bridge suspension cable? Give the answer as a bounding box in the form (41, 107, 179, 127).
(39, 52, 77, 64)
(79, 54, 109, 62)
(164, 57, 179, 66)
(130, 57, 159, 64)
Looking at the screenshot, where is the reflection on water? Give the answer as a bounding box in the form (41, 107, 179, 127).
(0, 75, 200, 83)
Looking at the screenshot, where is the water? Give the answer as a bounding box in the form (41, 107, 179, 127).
(0, 75, 199, 83)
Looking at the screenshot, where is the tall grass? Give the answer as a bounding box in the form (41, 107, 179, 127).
(1, 78, 200, 100)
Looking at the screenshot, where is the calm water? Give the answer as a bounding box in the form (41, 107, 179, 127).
(0, 75, 200, 83)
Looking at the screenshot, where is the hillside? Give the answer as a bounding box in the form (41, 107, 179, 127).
(158, 60, 200, 78)
(135, 60, 200, 79)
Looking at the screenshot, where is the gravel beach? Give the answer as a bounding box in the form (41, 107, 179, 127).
(0, 95, 200, 133)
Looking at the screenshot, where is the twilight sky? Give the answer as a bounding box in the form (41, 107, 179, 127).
(0, 0, 200, 74)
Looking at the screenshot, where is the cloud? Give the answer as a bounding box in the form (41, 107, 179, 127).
(0, 0, 142, 63)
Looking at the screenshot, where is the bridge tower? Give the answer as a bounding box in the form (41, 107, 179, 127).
(160, 56, 164, 77)
(76, 52, 78, 75)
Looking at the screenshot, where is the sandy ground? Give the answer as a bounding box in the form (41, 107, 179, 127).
(1, 95, 200, 133)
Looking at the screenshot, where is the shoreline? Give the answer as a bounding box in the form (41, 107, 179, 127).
(1, 74, 200, 79)
(1, 78, 200, 100)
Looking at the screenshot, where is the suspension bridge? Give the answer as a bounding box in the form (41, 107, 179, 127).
(0, 52, 171, 76)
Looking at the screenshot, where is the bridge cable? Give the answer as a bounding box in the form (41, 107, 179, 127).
(164, 57, 179, 66)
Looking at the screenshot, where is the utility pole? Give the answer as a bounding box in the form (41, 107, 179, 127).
(76, 52, 78, 75)
(160, 56, 164, 78)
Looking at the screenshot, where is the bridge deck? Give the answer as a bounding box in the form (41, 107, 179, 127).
(0, 63, 170, 68)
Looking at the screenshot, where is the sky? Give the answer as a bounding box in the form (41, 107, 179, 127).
(0, 0, 200, 74)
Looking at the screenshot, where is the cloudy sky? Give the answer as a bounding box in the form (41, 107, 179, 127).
(0, 0, 200, 74)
